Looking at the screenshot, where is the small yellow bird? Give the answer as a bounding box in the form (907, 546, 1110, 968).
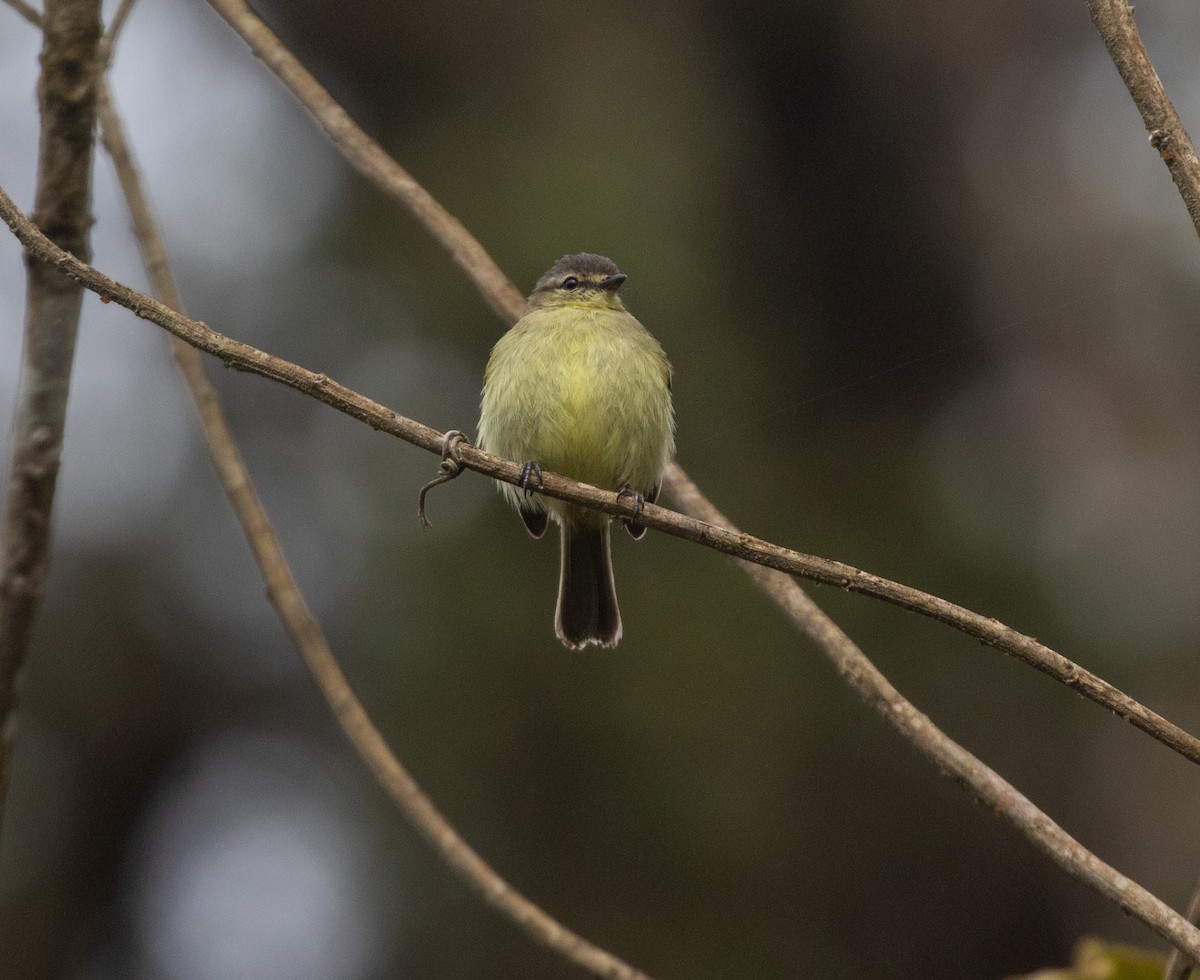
(477, 253, 675, 649)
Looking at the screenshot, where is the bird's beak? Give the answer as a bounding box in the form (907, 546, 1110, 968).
(598, 273, 627, 291)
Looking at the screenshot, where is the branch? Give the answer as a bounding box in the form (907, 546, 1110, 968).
(2, 0, 41, 28)
(4, 186, 1200, 961)
(96, 0, 138, 66)
(92, 78, 650, 980)
(193, 0, 1200, 770)
(1085, 0, 1200, 237)
(6, 0, 1194, 966)
(205, 0, 525, 325)
(2, 175, 1193, 767)
(5, 170, 1197, 766)
(0, 0, 101, 822)
(189, 5, 1200, 962)
(1165, 881, 1200, 980)
(665, 467, 1200, 964)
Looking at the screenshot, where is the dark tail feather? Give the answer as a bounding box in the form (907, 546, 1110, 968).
(555, 523, 622, 649)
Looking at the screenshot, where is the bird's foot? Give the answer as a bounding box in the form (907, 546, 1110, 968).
(418, 429, 470, 528)
(518, 460, 544, 497)
(616, 484, 646, 518)
(617, 484, 649, 539)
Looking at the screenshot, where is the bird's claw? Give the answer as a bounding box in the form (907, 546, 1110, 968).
(518, 460, 544, 497)
(617, 484, 650, 539)
(418, 430, 470, 528)
(616, 484, 646, 519)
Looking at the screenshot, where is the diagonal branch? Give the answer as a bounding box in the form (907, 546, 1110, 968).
(3, 186, 1200, 961)
(665, 467, 1200, 966)
(2, 0, 41, 28)
(0, 0, 101, 825)
(93, 75, 651, 980)
(198, 0, 1200, 769)
(6, 0, 1197, 966)
(1165, 879, 1200, 980)
(205, 0, 524, 324)
(1085, 0, 1200, 237)
(97, 0, 137, 64)
(192, 6, 1200, 963)
(2, 178, 1196, 773)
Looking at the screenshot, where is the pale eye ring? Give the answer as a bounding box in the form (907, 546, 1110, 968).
(561, 276, 579, 290)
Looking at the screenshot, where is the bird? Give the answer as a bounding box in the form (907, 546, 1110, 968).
(477, 253, 675, 649)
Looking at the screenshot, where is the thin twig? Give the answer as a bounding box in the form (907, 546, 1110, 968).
(4, 0, 1194, 967)
(3, 190, 1200, 961)
(129, 9, 1200, 963)
(4, 175, 1195, 769)
(0, 0, 101, 826)
(204, 0, 524, 325)
(92, 77, 651, 980)
(1165, 882, 1200, 980)
(198, 0, 1200, 768)
(97, 0, 138, 66)
(11, 0, 1200, 959)
(1, 0, 42, 28)
(209, 0, 1200, 969)
(1085, 0, 1200, 237)
(664, 467, 1200, 967)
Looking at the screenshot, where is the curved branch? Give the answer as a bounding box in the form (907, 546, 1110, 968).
(665, 467, 1200, 965)
(191, 0, 1200, 774)
(205, 0, 524, 324)
(58, 0, 1171, 782)
(6, 0, 1195, 966)
(1085, 0, 1200, 237)
(93, 79, 650, 980)
(3, 185, 1200, 959)
(4, 174, 1198, 769)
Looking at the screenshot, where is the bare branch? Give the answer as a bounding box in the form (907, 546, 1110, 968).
(3, 188, 1200, 959)
(665, 467, 1200, 966)
(0, 0, 101, 822)
(1, 0, 42, 28)
(1085, 0, 1200, 237)
(96, 0, 138, 66)
(7, 177, 1196, 772)
(95, 82, 177, 303)
(91, 82, 650, 980)
(1165, 881, 1200, 980)
(2, 0, 1193, 966)
(205, 0, 525, 325)
(197, 0, 1200, 768)
(8, 1, 1200, 957)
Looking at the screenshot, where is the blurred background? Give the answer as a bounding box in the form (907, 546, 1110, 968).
(1, 0, 1199, 976)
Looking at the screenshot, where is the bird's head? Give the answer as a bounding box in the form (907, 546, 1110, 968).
(527, 253, 629, 312)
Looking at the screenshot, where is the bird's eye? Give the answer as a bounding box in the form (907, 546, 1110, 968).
(561, 276, 579, 290)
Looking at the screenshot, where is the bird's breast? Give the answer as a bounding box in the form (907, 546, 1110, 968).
(479, 307, 672, 495)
